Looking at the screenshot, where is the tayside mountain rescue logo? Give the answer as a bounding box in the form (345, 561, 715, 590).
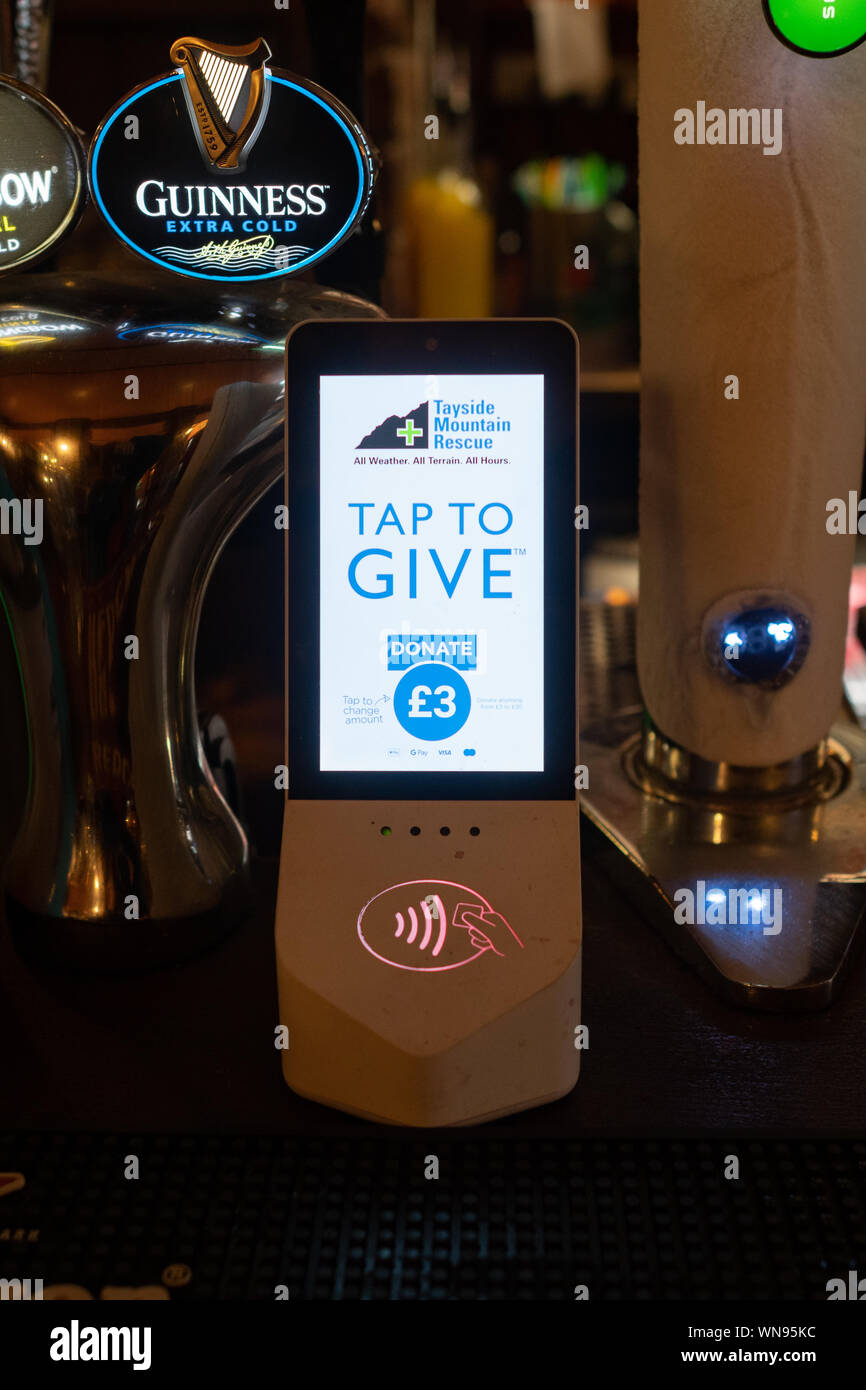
(358, 401, 428, 449)
(356, 396, 514, 452)
(358, 879, 523, 972)
(0, 76, 86, 273)
(88, 35, 378, 282)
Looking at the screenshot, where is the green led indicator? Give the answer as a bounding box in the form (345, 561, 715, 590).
(764, 0, 866, 55)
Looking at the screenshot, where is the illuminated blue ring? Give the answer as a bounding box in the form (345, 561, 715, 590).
(89, 73, 367, 282)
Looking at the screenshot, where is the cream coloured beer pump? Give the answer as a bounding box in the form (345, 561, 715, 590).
(581, 0, 866, 1009)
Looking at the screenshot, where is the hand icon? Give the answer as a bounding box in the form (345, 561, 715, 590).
(452, 903, 515, 957)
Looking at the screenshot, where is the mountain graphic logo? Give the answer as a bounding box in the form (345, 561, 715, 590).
(357, 400, 428, 449)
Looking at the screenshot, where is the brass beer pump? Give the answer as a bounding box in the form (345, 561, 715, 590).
(0, 31, 382, 969)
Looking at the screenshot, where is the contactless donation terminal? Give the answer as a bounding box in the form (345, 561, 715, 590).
(275, 319, 580, 1126)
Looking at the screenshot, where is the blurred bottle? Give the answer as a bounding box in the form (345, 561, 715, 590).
(512, 154, 637, 369)
(406, 169, 492, 318)
(404, 47, 493, 318)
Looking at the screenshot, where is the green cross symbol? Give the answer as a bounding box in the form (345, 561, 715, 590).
(396, 417, 423, 446)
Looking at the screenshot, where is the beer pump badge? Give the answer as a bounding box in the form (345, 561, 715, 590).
(89, 37, 378, 281)
(763, 0, 866, 55)
(0, 76, 86, 273)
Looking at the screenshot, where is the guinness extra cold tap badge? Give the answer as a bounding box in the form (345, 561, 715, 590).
(0, 76, 86, 273)
(89, 36, 378, 281)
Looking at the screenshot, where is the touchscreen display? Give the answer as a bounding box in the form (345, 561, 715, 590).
(319, 373, 544, 773)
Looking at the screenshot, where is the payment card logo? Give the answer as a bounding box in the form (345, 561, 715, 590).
(357, 879, 523, 972)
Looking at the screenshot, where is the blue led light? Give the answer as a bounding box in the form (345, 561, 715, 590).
(720, 606, 800, 683)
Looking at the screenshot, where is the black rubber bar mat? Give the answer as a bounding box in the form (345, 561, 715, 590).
(1, 1134, 865, 1300)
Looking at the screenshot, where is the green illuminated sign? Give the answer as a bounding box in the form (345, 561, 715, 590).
(764, 0, 866, 55)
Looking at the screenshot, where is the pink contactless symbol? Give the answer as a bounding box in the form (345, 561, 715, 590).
(357, 879, 523, 972)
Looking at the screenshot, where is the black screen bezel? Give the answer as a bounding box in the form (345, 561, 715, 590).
(286, 317, 577, 800)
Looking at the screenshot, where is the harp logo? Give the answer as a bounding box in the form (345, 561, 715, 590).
(88, 35, 378, 282)
(171, 37, 272, 171)
(357, 879, 523, 972)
